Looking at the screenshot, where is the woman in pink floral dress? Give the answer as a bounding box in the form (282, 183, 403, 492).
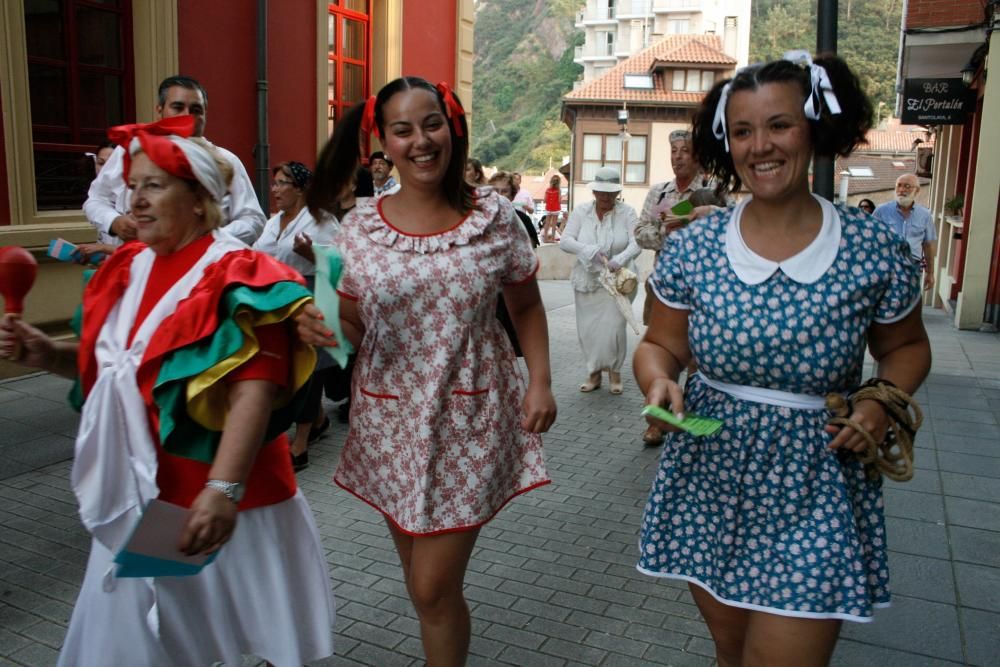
(299, 77, 557, 666)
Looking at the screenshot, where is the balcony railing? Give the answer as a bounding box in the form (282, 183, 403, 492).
(578, 6, 615, 22)
(576, 43, 618, 59)
(618, 0, 653, 16)
(579, 1, 699, 22)
(653, 0, 702, 12)
(579, 0, 696, 24)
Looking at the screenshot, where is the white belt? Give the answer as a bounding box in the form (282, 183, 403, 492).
(696, 373, 829, 410)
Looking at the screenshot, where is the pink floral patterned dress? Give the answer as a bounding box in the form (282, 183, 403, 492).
(334, 188, 550, 535)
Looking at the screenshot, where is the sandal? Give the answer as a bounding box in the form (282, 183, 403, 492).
(642, 424, 664, 447)
(308, 416, 331, 443)
(579, 373, 602, 392)
(609, 372, 623, 395)
(290, 450, 309, 472)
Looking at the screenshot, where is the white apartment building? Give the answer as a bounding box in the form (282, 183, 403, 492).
(573, 0, 751, 83)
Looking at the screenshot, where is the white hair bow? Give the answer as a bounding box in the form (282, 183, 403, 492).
(711, 51, 842, 154)
(785, 50, 842, 119)
(711, 81, 735, 152)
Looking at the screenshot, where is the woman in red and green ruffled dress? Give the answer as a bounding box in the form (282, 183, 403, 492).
(0, 116, 335, 667)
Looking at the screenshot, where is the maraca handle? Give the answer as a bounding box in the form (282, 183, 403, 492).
(6, 314, 25, 363)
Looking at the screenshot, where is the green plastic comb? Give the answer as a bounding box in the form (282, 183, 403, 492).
(642, 404, 724, 437)
(670, 200, 694, 216)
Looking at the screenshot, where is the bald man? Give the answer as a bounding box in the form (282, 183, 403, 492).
(873, 174, 937, 291)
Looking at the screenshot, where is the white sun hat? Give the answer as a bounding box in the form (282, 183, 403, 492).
(588, 166, 622, 193)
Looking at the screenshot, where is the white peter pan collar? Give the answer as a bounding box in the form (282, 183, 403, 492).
(725, 193, 841, 285)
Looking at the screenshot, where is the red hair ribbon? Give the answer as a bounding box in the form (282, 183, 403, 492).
(359, 95, 379, 161)
(435, 82, 465, 138)
(107, 115, 197, 185)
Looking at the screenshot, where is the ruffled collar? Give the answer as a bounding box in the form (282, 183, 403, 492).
(725, 194, 840, 285)
(353, 186, 500, 253)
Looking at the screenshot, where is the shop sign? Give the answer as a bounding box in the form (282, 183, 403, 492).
(902, 78, 974, 124)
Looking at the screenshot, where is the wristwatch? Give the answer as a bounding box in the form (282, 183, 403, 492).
(205, 479, 245, 504)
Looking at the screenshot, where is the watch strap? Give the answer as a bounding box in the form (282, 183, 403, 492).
(205, 479, 244, 504)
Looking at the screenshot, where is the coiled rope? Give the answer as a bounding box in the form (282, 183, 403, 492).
(825, 379, 923, 482)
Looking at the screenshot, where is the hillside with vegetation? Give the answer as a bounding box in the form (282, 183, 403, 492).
(471, 0, 904, 170)
(470, 0, 583, 171)
(750, 0, 902, 114)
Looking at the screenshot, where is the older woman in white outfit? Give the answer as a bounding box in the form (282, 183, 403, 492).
(253, 161, 339, 470)
(560, 166, 641, 395)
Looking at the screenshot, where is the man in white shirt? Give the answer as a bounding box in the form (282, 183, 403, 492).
(369, 151, 401, 198)
(84, 75, 266, 246)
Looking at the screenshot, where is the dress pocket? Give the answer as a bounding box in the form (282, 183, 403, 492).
(440, 388, 494, 440)
(353, 386, 402, 438)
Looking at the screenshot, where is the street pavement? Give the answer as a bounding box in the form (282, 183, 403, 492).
(0, 280, 998, 666)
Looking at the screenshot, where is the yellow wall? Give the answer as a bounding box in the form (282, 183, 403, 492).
(0, 2, 178, 342)
(456, 0, 475, 123)
(956, 28, 1000, 330)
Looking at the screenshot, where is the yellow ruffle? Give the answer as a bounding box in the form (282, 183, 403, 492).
(186, 297, 315, 431)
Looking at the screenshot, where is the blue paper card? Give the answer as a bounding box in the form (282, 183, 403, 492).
(114, 499, 219, 578)
(47, 238, 105, 264)
(47, 238, 79, 262)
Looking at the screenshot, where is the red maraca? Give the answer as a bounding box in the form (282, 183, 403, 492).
(0, 246, 38, 361)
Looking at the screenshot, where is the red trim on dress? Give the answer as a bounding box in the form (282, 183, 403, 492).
(451, 388, 488, 396)
(335, 288, 358, 301)
(334, 477, 552, 537)
(360, 388, 399, 400)
(376, 196, 471, 237)
(503, 256, 540, 287)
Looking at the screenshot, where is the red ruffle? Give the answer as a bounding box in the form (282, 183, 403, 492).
(76, 243, 308, 510)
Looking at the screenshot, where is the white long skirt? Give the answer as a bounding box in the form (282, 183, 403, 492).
(574, 288, 628, 373)
(58, 491, 335, 667)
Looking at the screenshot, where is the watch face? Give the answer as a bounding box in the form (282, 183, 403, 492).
(208, 480, 245, 503)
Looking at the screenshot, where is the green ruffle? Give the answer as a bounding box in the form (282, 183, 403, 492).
(153, 281, 312, 463)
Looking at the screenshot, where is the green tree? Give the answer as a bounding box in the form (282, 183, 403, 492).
(749, 0, 903, 115)
(471, 0, 582, 171)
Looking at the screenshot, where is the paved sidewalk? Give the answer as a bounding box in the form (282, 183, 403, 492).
(0, 282, 998, 666)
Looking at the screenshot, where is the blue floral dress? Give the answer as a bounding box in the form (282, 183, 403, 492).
(638, 196, 921, 622)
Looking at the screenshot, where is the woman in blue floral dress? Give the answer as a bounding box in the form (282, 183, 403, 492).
(634, 53, 932, 666)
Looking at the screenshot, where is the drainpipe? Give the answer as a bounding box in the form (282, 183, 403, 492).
(894, 0, 909, 118)
(812, 0, 837, 202)
(255, 0, 270, 212)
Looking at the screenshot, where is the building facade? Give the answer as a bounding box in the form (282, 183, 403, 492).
(0, 0, 474, 335)
(562, 34, 735, 212)
(895, 0, 999, 329)
(573, 0, 749, 84)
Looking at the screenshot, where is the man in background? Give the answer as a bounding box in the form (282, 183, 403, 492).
(84, 75, 266, 247)
(369, 151, 400, 198)
(874, 174, 937, 292)
(634, 129, 729, 447)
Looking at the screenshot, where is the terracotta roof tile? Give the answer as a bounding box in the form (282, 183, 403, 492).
(834, 154, 930, 196)
(652, 38, 738, 66)
(861, 126, 936, 153)
(565, 35, 736, 105)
